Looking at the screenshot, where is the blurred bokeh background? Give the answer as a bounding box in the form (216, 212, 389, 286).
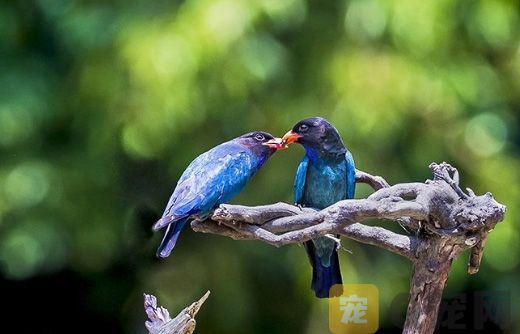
(1, 0, 519, 333)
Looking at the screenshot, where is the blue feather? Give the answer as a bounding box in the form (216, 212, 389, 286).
(345, 151, 356, 199)
(293, 156, 308, 204)
(157, 218, 189, 258)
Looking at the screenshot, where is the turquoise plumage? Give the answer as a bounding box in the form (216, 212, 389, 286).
(285, 117, 356, 298)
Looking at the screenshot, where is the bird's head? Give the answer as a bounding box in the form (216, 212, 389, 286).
(281, 117, 345, 153)
(236, 131, 286, 158)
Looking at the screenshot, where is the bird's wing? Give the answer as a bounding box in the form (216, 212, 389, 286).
(293, 156, 309, 204)
(156, 144, 255, 229)
(345, 151, 356, 199)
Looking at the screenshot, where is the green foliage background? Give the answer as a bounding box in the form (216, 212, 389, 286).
(0, 0, 519, 333)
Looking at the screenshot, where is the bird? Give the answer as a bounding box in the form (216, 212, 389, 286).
(281, 117, 356, 298)
(153, 131, 284, 258)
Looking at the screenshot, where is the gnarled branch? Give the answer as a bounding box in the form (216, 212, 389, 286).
(189, 163, 505, 334)
(192, 198, 423, 259)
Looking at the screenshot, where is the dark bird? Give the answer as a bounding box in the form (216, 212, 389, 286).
(282, 117, 356, 298)
(153, 131, 284, 258)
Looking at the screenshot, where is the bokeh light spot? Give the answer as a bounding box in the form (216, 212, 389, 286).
(4, 162, 50, 208)
(345, 0, 387, 41)
(464, 113, 507, 157)
(203, 0, 250, 46)
(237, 34, 285, 81)
(0, 233, 42, 279)
(152, 35, 195, 80)
(474, 0, 516, 48)
(0, 221, 67, 279)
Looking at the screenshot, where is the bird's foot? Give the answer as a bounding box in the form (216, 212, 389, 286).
(294, 203, 304, 211)
(324, 234, 340, 244)
(324, 234, 353, 254)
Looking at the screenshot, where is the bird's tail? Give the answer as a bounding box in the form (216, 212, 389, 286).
(156, 217, 189, 258)
(304, 240, 343, 298)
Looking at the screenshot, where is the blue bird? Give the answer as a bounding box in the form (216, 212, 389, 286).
(153, 131, 283, 258)
(282, 117, 355, 298)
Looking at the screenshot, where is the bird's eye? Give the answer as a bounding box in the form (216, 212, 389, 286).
(254, 133, 265, 141)
(299, 124, 309, 132)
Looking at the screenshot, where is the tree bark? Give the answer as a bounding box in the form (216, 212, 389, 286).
(403, 236, 461, 333)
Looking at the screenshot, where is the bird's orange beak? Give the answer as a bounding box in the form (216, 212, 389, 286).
(263, 137, 287, 150)
(281, 130, 301, 146)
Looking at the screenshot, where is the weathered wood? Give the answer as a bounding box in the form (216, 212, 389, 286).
(144, 291, 210, 334)
(188, 163, 505, 334)
(468, 236, 487, 274)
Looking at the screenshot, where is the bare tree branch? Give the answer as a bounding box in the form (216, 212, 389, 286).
(189, 163, 506, 334)
(193, 197, 425, 258)
(355, 169, 390, 190)
(145, 291, 210, 334)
